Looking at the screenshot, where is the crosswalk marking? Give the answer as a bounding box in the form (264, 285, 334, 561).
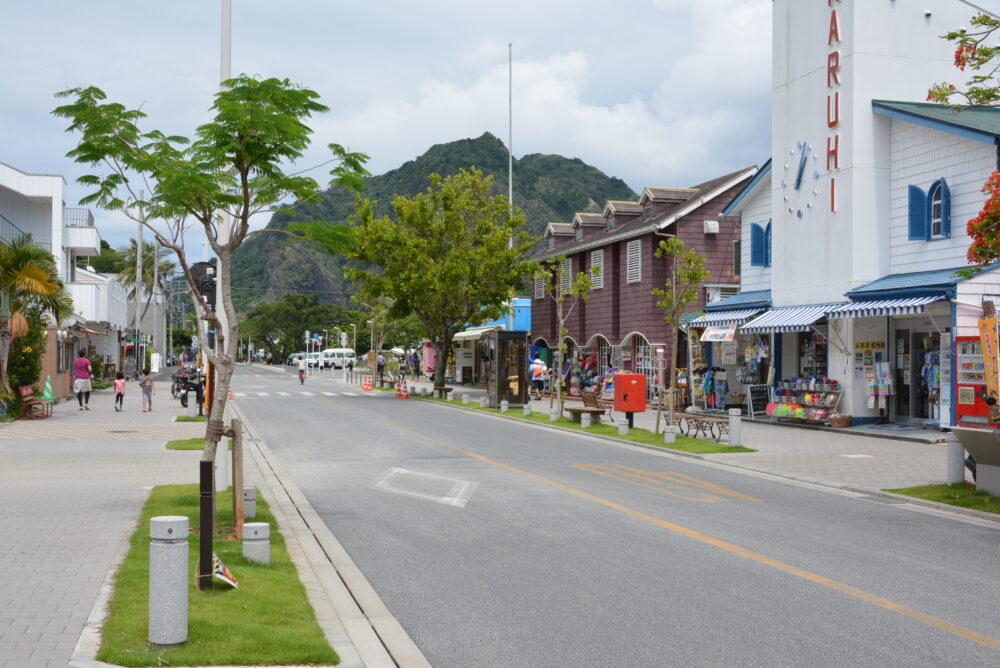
(256, 392, 269, 397)
(322, 392, 336, 396)
(234, 392, 247, 397)
(342, 392, 358, 396)
(301, 391, 315, 396)
(278, 392, 290, 396)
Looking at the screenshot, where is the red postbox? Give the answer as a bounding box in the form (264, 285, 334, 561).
(614, 373, 647, 413)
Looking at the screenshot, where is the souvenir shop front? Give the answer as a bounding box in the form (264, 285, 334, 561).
(544, 333, 667, 403)
(686, 309, 770, 411)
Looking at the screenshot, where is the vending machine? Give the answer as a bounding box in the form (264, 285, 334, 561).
(955, 336, 990, 427)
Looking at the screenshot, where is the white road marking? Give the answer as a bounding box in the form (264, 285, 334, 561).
(301, 391, 315, 396)
(277, 392, 290, 396)
(841, 454, 875, 458)
(322, 392, 337, 396)
(247, 385, 265, 389)
(342, 392, 358, 396)
(256, 392, 269, 397)
(375, 467, 477, 508)
(234, 392, 247, 397)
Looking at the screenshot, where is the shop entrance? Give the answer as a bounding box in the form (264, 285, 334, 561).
(894, 329, 941, 423)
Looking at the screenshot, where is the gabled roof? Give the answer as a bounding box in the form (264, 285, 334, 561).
(702, 289, 772, 312)
(722, 159, 771, 216)
(639, 187, 698, 206)
(602, 200, 643, 218)
(845, 266, 970, 299)
(543, 222, 574, 238)
(571, 212, 604, 229)
(532, 165, 757, 262)
(872, 100, 1000, 145)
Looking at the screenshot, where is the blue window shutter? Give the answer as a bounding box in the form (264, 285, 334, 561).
(750, 223, 765, 266)
(938, 178, 951, 238)
(908, 185, 928, 240)
(764, 220, 772, 267)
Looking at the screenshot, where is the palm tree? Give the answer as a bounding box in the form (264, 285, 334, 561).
(118, 240, 176, 321)
(0, 234, 73, 391)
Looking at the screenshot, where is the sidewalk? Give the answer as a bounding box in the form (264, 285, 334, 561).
(395, 377, 969, 492)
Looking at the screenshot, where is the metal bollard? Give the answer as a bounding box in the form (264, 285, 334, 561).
(243, 487, 256, 519)
(946, 433, 965, 483)
(462, 393, 469, 404)
(186, 390, 195, 418)
(242, 522, 270, 565)
(479, 397, 488, 409)
(728, 408, 742, 447)
(500, 400, 509, 413)
(549, 409, 559, 422)
(618, 420, 629, 436)
(215, 446, 229, 492)
(663, 425, 679, 445)
(149, 516, 188, 646)
(523, 404, 532, 417)
(581, 413, 592, 428)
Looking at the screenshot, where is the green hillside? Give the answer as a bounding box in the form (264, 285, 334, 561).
(230, 132, 636, 313)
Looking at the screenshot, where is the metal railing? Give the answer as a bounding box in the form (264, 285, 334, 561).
(65, 207, 95, 227)
(0, 212, 27, 246)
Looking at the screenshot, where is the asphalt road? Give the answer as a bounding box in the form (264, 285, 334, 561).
(232, 365, 1000, 667)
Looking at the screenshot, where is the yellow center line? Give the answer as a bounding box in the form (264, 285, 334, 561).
(277, 383, 1000, 652)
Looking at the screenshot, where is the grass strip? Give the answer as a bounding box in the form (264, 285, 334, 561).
(97, 484, 339, 666)
(166, 438, 232, 451)
(884, 482, 1000, 514)
(175, 415, 208, 422)
(420, 395, 755, 454)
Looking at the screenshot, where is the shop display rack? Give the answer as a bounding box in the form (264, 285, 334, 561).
(767, 379, 842, 423)
(957, 339, 986, 385)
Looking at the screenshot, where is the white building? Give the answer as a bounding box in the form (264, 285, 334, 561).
(701, 0, 1000, 428)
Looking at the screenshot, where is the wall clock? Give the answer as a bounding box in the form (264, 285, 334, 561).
(780, 140, 821, 218)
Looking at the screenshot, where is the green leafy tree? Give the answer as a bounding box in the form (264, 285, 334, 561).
(652, 237, 710, 429)
(171, 328, 193, 350)
(7, 303, 47, 410)
(347, 168, 535, 387)
(241, 293, 351, 362)
(53, 75, 369, 460)
(80, 240, 123, 274)
(117, 240, 175, 321)
(0, 235, 73, 392)
(538, 255, 597, 414)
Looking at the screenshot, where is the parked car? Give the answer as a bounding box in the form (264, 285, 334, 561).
(305, 352, 322, 368)
(287, 352, 305, 366)
(321, 348, 356, 369)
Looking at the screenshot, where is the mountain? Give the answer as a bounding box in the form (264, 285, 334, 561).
(230, 132, 637, 313)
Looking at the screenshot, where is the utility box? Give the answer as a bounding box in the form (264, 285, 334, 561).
(614, 373, 647, 413)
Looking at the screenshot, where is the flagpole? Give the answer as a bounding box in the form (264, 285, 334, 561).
(507, 43, 515, 332)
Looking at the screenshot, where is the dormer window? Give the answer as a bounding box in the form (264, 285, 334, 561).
(606, 216, 616, 231)
(644, 206, 654, 219)
(575, 228, 583, 241)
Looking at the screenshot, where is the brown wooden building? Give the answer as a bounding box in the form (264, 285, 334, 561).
(530, 166, 757, 398)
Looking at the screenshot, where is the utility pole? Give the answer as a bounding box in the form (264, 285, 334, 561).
(135, 192, 144, 378)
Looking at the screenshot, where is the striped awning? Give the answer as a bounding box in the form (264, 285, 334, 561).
(688, 308, 764, 328)
(826, 296, 946, 319)
(452, 326, 501, 342)
(741, 305, 837, 334)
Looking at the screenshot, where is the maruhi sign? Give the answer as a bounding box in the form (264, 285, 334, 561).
(826, 0, 843, 213)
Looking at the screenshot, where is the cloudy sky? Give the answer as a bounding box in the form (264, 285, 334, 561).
(3, 0, 988, 251)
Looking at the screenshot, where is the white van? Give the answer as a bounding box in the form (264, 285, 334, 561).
(321, 348, 356, 369)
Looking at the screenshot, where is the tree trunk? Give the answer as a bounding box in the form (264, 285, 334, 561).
(669, 325, 680, 426)
(0, 318, 11, 393)
(202, 249, 237, 464)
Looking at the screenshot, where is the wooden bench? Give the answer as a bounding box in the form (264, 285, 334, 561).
(676, 414, 730, 442)
(434, 386, 453, 399)
(565, 405, 605, 423)
(19, 385, 52, 420)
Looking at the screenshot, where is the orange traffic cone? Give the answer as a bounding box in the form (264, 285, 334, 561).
(401, 380, 409, 399)
(395, 380, 402, 398)
(363, 376, 372, 392)
(228, 387, 234, 401)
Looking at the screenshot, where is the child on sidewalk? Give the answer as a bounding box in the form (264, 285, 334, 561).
(140, 368, 155, 412)
(114, 371, 125, 412)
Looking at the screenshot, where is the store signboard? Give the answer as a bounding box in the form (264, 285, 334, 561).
(747, 384, 770, 419)
(700, 326, 737, 342)
(939, 332, 951, 428)
(978, 313, 999, 402)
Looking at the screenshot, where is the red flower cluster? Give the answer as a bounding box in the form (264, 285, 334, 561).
(955, 43, 977, 71)
(967, 171, 1000, 265)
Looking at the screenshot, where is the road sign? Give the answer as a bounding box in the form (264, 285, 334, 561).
(340, 332, 348, 346)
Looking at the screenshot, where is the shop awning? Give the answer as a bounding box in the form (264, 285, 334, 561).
(689, 308, 764, 328)
(826, 296, 946, 319)
(700, 325, 737, 342)
(452, 326, 501, 342)
(741, 304, 840, 334)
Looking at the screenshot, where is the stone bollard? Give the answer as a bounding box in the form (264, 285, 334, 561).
(186, 390, 195, 418)
(242, 522, 270, 565)
(479, 397, 488, 409)
(500, 400, 509, 413)
(728, 408, 742, 447)
(462, 393, 469, 404)
(421, 387, 430, 397)
(618, 420, 629, 436)
(149, 516, 188, 646)
(243, 487, 256, 519)
(581, 413, 592, 428)
(549, 409, 559, 422)
(663, 425, 680, 445)
(946, 432, 965, 483)
(523, 404, 532, 417)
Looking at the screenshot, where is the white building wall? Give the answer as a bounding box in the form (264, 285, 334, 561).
(956, 268, 1000, 337)
(888, 120, 995, 274)
(738, 181, 772, 294)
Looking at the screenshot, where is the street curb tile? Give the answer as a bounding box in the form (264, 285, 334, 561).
(231, 401, 431, 668)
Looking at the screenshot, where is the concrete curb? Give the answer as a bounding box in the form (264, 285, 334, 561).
(411, 394, 1000, 527)
(231, 401, 431, 668)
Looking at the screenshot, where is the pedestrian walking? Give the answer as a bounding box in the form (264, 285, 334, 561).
(376, 352, 386, 386)
(114, 372, 125, 412)
(411, 351, 420, 380)
(140, 368, 155, 412)
(74, 350, 93, 410)
(297, 355, 307, 384)
(529, 356, 548, 401)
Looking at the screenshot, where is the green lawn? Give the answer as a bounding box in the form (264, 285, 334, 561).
(166, 438, 204, 451)
(884, 482, 1000, 514)
(421, 396, 755, 454)
(97, 484, 338, 666)
(175, 415, 208, 422)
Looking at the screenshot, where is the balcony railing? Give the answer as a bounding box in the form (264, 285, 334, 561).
(65, 207, 95, 227)
(0, 212, 28, 245)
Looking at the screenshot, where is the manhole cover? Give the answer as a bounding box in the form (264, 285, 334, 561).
(108, 430, 137, 433)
